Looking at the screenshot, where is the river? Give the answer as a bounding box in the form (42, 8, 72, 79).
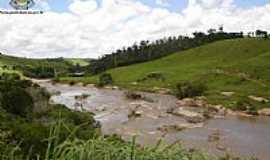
(37, 80, 270, 160)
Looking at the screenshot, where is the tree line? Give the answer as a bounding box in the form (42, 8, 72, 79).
(89, 27, 244, 74)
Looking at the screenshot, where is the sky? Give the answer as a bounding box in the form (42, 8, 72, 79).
(0, 0, 270, 58)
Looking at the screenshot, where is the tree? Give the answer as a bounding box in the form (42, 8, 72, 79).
(207, 28, 216, 34)
(193, 32, 206, 38)
(255, 30, 268, 38)
(218, 25, 224, 33)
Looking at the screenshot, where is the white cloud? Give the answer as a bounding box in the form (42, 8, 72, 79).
(69, 0, 98, 15)
(0, 0, 270, 58)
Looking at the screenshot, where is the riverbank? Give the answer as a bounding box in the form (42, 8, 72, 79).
(53, 78, 270, 118)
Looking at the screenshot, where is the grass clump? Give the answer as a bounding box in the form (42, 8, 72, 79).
(175, 81, 207, 99)
(98, 73, 113, 87)
(231, 99, 258, 115)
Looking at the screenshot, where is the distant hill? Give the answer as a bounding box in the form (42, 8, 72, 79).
(61, 38, 270, 110)
(66, 58, 91, 67)
(0, 54, 68, 69)
(0, 54, 90, 78)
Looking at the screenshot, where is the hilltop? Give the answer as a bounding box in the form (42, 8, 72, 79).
(61, 38, 270, 110)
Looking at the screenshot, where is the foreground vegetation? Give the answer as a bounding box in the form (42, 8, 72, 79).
(60, 38, 270, 112)
(0, 74, 99, 159)
(0, 73, 220, 160)
(26, 124, 211, 160)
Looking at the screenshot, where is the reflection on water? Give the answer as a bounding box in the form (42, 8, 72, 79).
(38, 81, 270, 160)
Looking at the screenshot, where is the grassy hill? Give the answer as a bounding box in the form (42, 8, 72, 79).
(0, 54, 70, 71)
(61, 38, 270, 110)
(0, 54, 91, 78)
(66, 58, 91, 66)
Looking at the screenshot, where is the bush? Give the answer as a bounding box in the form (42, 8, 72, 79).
(52, 76, 60, 83)
(23, 66, 55, 79)
(44, 105, 98, 138)
(98, 73, 113, 87)
(1, 87, 33, 116)
(10, 121, 49, 158)
(232, 99, 258, 114)
(233, 100, 248, 111)
(69, 81, 76, 86)
(0, 72, 20, 81)
(175, 81, 207, 99)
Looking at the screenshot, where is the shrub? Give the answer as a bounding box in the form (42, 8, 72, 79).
(233, 100, 248, 111)
(0, 73, 20, 81)
(69, 81, 76, 86)
(98, 73, 113, 87)
(233, 99, 258, 114)
(17, 80, 33, 88)
(52, 76, 60, 83)
(44, 105, 98, 138)
(1, 87, 33, 116)
(175, 81, 207, 99)
(246, 106, 258, 115)
(23, 66, 55, 79)
(68, 111, 95, 126)
(10, 121, 49, 158)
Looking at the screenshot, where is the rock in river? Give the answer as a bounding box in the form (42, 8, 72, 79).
(173, 108, 205, 123)
(176, 97, 207, 107)
(258, 108, 270, 116)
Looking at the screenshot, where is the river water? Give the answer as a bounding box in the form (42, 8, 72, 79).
(38, 81, 270, 160)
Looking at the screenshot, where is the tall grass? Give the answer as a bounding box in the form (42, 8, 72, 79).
(44, 120, 209, 160)
(3, 118, 257, 160)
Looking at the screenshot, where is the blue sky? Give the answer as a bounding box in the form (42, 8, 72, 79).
(1, 0, 269, 12)
(235, 0, 270, 8)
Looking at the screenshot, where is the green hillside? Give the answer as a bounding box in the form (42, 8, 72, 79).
(0, 54, 79, 78)
(0, 54, 70, 70)
(61, 38, 270, 110)
(66, 58, 91, 66)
